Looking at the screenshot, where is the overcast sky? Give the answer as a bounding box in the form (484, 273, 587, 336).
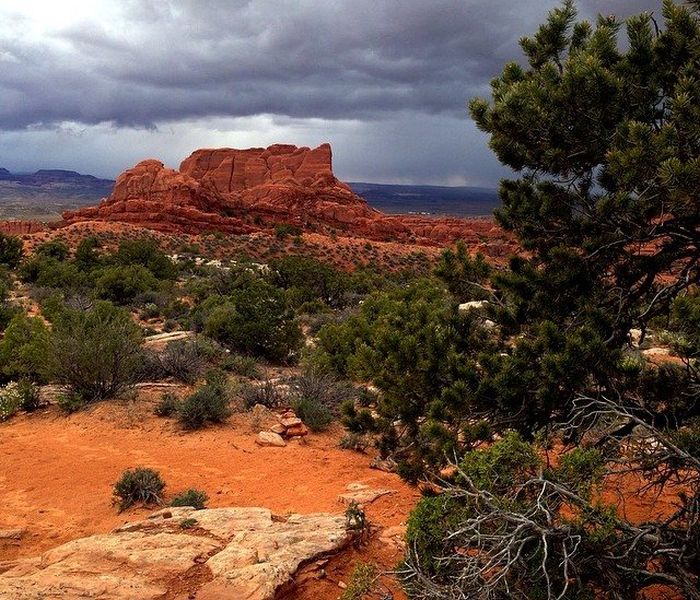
(0, 0, 659, 186)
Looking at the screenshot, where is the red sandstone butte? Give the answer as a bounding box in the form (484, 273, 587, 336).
(63, 143, 510, 247)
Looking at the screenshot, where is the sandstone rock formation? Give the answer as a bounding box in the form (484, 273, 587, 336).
(0, 221, 47, 236)
(62, 143, 514, 248)
(0, 506, 353, 599)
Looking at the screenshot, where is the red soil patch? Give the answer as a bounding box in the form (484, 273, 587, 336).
(0, 392, 419, 598)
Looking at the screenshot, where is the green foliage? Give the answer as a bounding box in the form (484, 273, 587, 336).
(113, 467, 166, 511)
(36, 240, 70, 261)
(19, 255, 87, 290)
(551, 447, 605, 500)
(219, 353, 261, 378)
(269, 255, 348, 308)
(669, 291, 700, 360)
(459, 432, 541, 494)
(341, 401, 376, 434)
(317, 280, 493, 476)
(0, 233, 23, 269)
(404, 2, 700, 598)
(292, 396, 333, 432)
(0, 278, 21, 333)
(154, 392, 180, 417)
(405, 495, 472, 581)
(274, 223, 302, 239)
(74, 236, 101, 269)
(56, 391, 86, 414)
(157, 339, 213, 384)
(16, 379, 40, 412)
(469, 0, 700, 378)
(202, 279, 302, 362)
(46, 301, 144, 402)
(339, 563, 378, 600)
(0, 313, 50, 382)
(435, 242, 491, 301)
(114, 238, 177, 280)
(95, 264, 160, 305)
(170, 488, 208, 510)
(177, 370, 232, 429)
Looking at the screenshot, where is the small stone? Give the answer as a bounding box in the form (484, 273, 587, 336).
(256, 431, 286, 447)
(270, 423, 286, 435)
(0, 529, 24, 540)
(280, 416, 303, 428)
(338, 482, 394, 506)
(285, 424, 309, 437)
(338, 581, 347, 589)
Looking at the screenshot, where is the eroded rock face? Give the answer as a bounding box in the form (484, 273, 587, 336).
(0, 506, 353, 600)
(0, 221, 47, 235)
(62, 143, 515, 250)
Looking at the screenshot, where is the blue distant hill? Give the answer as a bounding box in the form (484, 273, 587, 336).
(349, 182, 499, 218)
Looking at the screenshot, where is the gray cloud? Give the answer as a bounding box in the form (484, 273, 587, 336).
(0, 0, 660, 184)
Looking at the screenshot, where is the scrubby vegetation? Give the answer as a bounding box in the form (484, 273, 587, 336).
(177, 370, 232, 430)
(0, 6, 697, 595)
(170, 488, 208, 510)
(397, 2, 700, 598)
(113, 467, 166, 511)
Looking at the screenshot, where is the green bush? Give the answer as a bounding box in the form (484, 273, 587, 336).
(177, 370, 231, 429)
(157, 339, 212, 384)
(113, 467, 166, 511)
(340, 563, 378, 600)
(202, 279, 302, 362)
(171, 488, 208, 510)
(274, 223, 302, 239)
(154, 392, 180, 417)
(0, 314, 50, 381)
(57, 391, 85, 413)
(36, 240, 70, 261)
(405, 495, 472, 583)
(0, 233, 23, 269)
(16, 379, 40, 412)
(114, 238, 177, 280)
(95, 264, 159, 305)
(220, 353, 261, 378)
(292, 396, 333, 432)
(19, 256, 86, 290)
(46, 301, 144, 402)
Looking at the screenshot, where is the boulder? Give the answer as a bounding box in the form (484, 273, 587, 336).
(337, 482, 394, 506)
(0, 507, 353, 600)
(256, 431, 286, 447)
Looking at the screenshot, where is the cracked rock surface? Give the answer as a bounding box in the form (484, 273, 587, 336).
(0, 506, 353, 599)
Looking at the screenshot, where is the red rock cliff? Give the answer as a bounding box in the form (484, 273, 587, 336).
(63, 143, 511, 249)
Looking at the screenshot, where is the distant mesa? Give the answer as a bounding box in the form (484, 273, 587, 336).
(63, 143, 508, 247)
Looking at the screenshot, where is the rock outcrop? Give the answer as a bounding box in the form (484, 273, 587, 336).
(62, 143, 513, 248)
(0, 221, 47, 236)
(0, 506, 353, 599)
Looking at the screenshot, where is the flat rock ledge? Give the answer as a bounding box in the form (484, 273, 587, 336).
(0, 506, 353, 599)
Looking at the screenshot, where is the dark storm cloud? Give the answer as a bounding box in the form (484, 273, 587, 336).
(0, 0, 660, 183)
(0, 0, 658, 131)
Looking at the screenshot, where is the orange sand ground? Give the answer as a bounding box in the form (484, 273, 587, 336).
(0, 392, 418, 599)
